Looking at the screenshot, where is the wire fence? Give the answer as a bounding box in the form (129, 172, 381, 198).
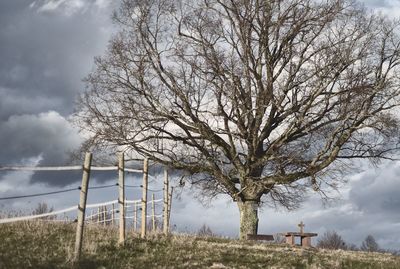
(0, 199, 165, 225)
(0, 189, 166, 225)
(0, 153, 174, 261)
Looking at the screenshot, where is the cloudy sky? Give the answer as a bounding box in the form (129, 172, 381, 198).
(1, 0, 400, 250)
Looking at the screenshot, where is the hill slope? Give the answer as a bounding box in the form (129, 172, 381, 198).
(0, 221, 399, 269)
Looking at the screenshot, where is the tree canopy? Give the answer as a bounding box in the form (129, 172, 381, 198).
(75, 0, 400, 238)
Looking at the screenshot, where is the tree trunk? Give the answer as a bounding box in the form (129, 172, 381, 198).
(238, 200, 259, 240)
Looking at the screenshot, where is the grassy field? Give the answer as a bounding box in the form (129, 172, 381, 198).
(1, 221, 400, 269)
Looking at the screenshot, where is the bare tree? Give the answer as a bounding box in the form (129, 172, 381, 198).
(197, 223, 215, 237)
(317, 230, 347, 250)
(75, 0, 400, 239)
(360, 235, 380, 252)
(32, 202, 54, 220)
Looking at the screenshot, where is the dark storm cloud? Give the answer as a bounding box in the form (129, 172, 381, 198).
(32, 170, 126, 186)
(0, 110, 134, 186)
(0, 0, 116, 120)
(290, 163, 400, 249)
(0, 0, 117, 185)
(349, 163, 400, 219)
(0, 86, 63, 120)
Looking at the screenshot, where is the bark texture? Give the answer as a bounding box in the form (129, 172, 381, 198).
(238, 200, 259, 239)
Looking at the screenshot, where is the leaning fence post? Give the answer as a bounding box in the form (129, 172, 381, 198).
(151, 193, 156, 231)
(74, 152, 92, 262)
(163, 168, 169, 235)
(167, 187, 174, 233)
(141, 158, 149, 238)
(118, 153, 125, 245)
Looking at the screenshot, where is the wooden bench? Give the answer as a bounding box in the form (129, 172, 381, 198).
(284, 232, 318, 247)
(247, 234, 274, 241)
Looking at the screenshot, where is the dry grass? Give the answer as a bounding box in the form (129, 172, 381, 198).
(1, 221, 400, 269)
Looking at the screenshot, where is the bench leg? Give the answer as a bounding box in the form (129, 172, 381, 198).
(301, 236, 311, 247)
(285, 235, 294, 245)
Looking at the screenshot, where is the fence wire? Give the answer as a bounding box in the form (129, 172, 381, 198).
(0, 183, 118, 201)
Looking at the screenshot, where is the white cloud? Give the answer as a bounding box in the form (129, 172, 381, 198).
(36, 0, 67, 11)
(0, 111, 83, 166)
(0, 156, 40, 193)
(362, 0, 400, 17)
(31, 0, 112, 16)
(94, 0, 110, 9)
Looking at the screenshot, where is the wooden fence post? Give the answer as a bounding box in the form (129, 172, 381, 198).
(105, 206, 107, 225)
(151, 193, 156, 231)
(167, 187, 174, 233)
(74, 152, 92, 262)
(99, 206, 102, 225)
(141, 158, 149, 238)
(118, 153, 125, 245)
(134, 202, 137, 231)
(112, 203, 115, 226)
(163, 168, 169, 235)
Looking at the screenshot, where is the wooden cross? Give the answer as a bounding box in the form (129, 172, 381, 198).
(298, 221, 305, 234)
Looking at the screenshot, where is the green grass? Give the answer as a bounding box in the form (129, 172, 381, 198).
(1, 221, 399, 269)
